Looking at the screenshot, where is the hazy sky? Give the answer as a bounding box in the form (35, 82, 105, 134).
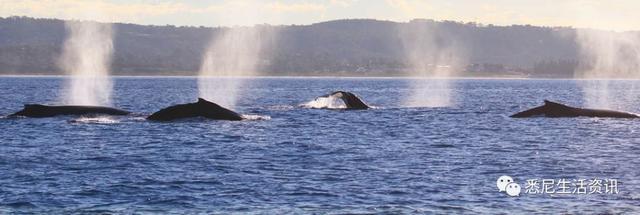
(1, 0, 639, 31)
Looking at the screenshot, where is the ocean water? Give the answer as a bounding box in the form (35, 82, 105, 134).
(1, 77, 640, 214)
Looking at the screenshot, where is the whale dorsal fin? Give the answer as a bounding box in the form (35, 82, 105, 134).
(544, 100, 572, 109)
(196, 98, 223, 108)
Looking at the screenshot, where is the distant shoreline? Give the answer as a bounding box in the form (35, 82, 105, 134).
(0, 17, 599, 79)
(0, 74, 606, 80)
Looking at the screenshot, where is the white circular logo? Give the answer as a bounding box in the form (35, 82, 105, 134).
(496, 175, 514, 192)
(505, 182, 521, 196)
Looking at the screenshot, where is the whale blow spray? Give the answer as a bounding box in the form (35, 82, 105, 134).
(59, 21, 114, 106)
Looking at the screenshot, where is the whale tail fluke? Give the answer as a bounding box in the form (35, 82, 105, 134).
(303, 91, 370, 110)
(329, 91, 370, 110)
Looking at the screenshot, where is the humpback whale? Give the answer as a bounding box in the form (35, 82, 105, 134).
(317, 91, 370, 110)
(511, 100, 639, 118)
(147, 98, 243, 121)
(9, 104, 130, 118)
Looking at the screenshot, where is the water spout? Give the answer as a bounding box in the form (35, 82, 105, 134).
(198, 27, 266, 110)
(59, 20, 114, 106)
(398, 20, 465, 107)
(575, 29, 640, 109)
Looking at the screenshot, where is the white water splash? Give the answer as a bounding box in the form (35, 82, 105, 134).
(59, 21, 114, 106)
(69, 116, 119, 124)
(241, 114, 271, 120)
(301, 95, 347, 109)
(266, 105, 296, 111)
(399, 20, 465, 107)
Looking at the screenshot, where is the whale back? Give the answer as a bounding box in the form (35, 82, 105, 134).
(511, 100, 639, 118)
(146, 102, 199, 121)
(10, 104, 51, 117)
(510, 100, 575, 118)
(147, 98, 243, 121)
(510, 104, 547, 118)
(9, 104, 129, 118)
(195, 98, 243, 120)
(541, 100, 580, 117)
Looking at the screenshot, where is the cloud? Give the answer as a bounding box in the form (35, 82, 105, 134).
(266, 2, 326, 13)
(0, 0, 328, 25)
(1, 0, 191, 22)
(384, 0, 640, 31)
(329, 0, 359, 7)
(2, 0, 640, 30)
(385, 0, 439, 19)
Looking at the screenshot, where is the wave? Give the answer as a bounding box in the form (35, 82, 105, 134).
(242, 114, 271, 120)
(68, 116, 120, 124)
(266, 105, 295, 111)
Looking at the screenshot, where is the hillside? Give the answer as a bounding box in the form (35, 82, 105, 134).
(0, 16, 606, 77)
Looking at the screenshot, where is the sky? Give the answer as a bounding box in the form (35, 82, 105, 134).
(1, 0, 639, 31)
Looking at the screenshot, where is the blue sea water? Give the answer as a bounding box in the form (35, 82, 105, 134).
(1, 76, 640, 214)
